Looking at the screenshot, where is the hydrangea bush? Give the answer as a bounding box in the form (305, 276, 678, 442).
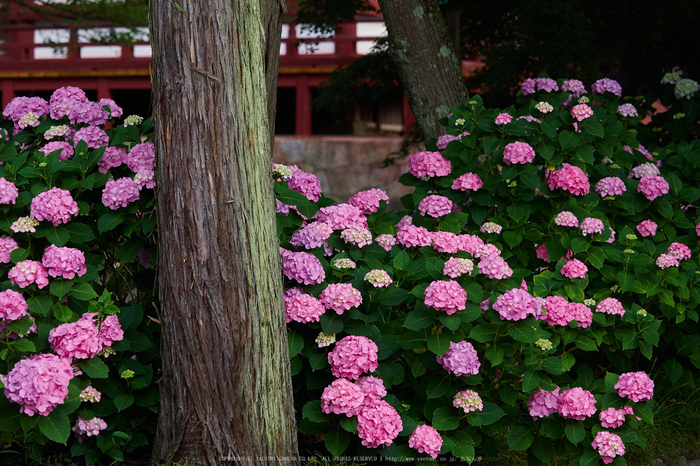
(276, 75, 700, 464)
(0, 88, 158, 464)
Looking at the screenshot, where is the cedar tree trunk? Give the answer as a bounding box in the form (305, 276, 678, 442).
(150, 0, 298, 464)
(378, 0, 468, 140)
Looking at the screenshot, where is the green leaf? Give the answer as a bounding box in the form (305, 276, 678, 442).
(70, 282, 98, 301)
(288, 331, 304, 357)
(507, 322, 536, 343)
(427, 332, 451, 356)
(320, 312, 344, 334)
(378, 287, 410, 306)
(98, 211, 125, 233)
(580, 452, 600, 466)
(45, 225, 70, 246)
(581, 118, 604, 138)
(485, 345, 504, 366)
(559, 130, 579, 150)
(531, 436, 552, 463)
(433, 407, 460, 431)
(522, 371, 540, 391)
(426, 376, 450, 399)
(113, 393, 135, 411)
(508, 426, 534, 450)
(403, 307, 434, 331)
(303, 400, 331, 423)
(439, 313, 461, 332)
(571, 238, 590, 254)
(634, 402, 654, 425)
(64, 222, 96, 243)
(50, 279, 74, 300)
(325, 427, 351, 457)
(664, 359, 684, 384)
(604, 372, 620, 392)
(467, 402, 505, 426)
(483, 135, 499, 154)
(565, 422, 586, 444)
(115, 238, 146, 263)
(11, 338, 35, 353)
(617, 271, 634, 292)
(393, 250, 410, 271)
(449, 430, 475, 460)
(38, 411, 71, 445)
(469, 324, 496, 343)
(575, 336, 597, 351)
(542, 357, 567, 375)
(27, 294, 53, 316)
(77, 357, 109, 379)
(503, 231, 523, 248)
(10, 248, 30, 263)
(52, 303, 73, 322)
(309, 352, 328, 370)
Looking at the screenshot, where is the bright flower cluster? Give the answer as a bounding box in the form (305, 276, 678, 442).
(30, 187, 79, 226)
(436, 340, 480, 376)
(3, 354, 74, 416)
(424, 280, 467, 315)
(328, 335, 379, 380)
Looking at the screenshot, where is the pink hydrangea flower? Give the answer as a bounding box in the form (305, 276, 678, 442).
(288, 171, 321, 202)
(98, 146, 127, 173)
(432, 231, 461, 253)
(459, 234, 484, 255)
(98, 98, 123, 118)
(503, 141, 536, 165)
(49, 86, 88, 120)
(321, 378, 365, 417)
(4, 354, 74, 416)
(547, 163, 590, 196)
(364, 269, 392, 288)
(0, 236, 19, 263)
(42, 244, 87, 280)
(495, 113, 512, 125)
(667, 242, 691, 260)
(656, 253, 679, 269)
(477, 254, 513, 280)
(569, 302, 593, 328)
(637, 174, 669, 201)
(290, 225, 327, 250)
(436, 340, 480, 376)
(617, 103, 638, 118)
(592, 431, 625, 464)
(493, 288, 539, 321)
(315, 204, 367, 230)
(357, 399, 403, 448)
(697, 223, 700, 236)
(356, 376, 387, 403)
(596, 297, 625, 316)
(74, 126, 109, 148)
(0, 178, 18, 206)
(3, 96, 49, 124)
(284, 292, 325, 323)
(38, 141, 74, 161)
(591, 78, 622, 97)
(409, 425, 442, 459)
(102, 177, 141, 210)
(424, 280, 467, 315)
(418, 195, 453, 218)
(480, 222, 502, 234)
(280, 248, 325, 285)
(396, 224, 432, 248)
(599, 407, 627, 429)
(453, 389, 483, 413)
(443, 257, 474, 278)
(328, 335, 379, 380)
(341, 227, 373, 248)
(558, 387, 597, 420)
(126, 142, 155, 173)
(0, 289, 28, 322)
(73, 416, 108, 443)
(527, 387, 560, 418)
(615, 371, 654, 402)
(451, 172, 483, 191)
(79, 385, 102, 403)
(628, 162, 660, 180)
(348, 188, 389, 215)
(69, 101, 109, 126)
(375, 234, 396, 251)
(580, 217, 605, 236)
(571, 103, 594, 121)
(543, 296, 577, 327)
(8, 260, 49, 289)
(49, 319, 102, 359)
(636, 220, 657, 237)
(320, 283, 362, 314)
(79, 313, 123, 348)
(408, 151, 452, 178)
(555, 211, 579, 227)
(561, 258, 588, 279)
(436, 132, 468, 150)
(30, 187, 79, 226)
(561, 79, 587, 97)
(595, 177, 626, 197)
(518, 115, 541, 124)
(536, 244, 549, 261)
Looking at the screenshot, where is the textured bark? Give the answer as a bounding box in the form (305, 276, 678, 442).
(377, 0, 468, 140)
(150, 0, 298, 464)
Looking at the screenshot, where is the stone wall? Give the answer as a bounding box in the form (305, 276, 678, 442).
(273, 136, 420, 209)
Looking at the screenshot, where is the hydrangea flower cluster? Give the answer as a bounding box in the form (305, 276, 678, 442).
(543, 296, 592, 328)
(527, 387, 560, 418)
(595, 297, 625, 316)
(561, 258, 588, 279)
(502, 141, 536, 165)
(495, 113, 512, 125)
(558, 387, 597, 420)
(321, 378, 365, 416)
(408, 425, 443, 459)
(8, 260, 49, 289)
(591, 78, 622, 96)
(424, 280, 467, 315)
(333, 258, 356, 269)
(102, 177, 141, 210)
(561, 79, 586, 97)
(280, 248, 325, 285)
(10, 217, 39, 233)
(42, 245, 87, 279)
(49, 86, 88, 120)
(98, 146, 127, 173)
(69, 101, 109, 126)
(628, 162, 660, 179)
(328, 335, 379, 380)
(674, 78, 700, 99)
(0, 178, 19, 205)
(290, 224, 327, 249)
(30, 187, 79, 226)
(49, 318, 102, 359)
(418, 195, 453, 218)
(571, 103, 594, 121)
(43, 124, 73, 140)
(73, 416, 108, 443)
(375, 234, 396, 251)
(656, 253, 679, 269)
(521, 77, 559, 95)
(443, 257, 473, 278)
(364, 269, 392, 287)
(453, 389, 483, 413)
(340, 226, 373, 248)
(79, 386, 102, 403)
(637, 174, 669, 201)
(436, 132, 469, 150)
(0, 236, 19, 263)
(436, 340, 480, 376)
(599, 407, 627, 429)
(547, 163, 590, 196)
(126, 142, 156, 173)
(38, 141, 74, 161)
(0, 289, 28, 322)
(396, 224, 432, 248)
(617, 103, 638, 117)
(668, 242, 692, 260)
(356, 375, 387, 403)
(284, 292, 325, 323)
(535, 101, 554, 113)
(357, 399, 403, 448)
(348, 188, 389, 215)
(319, 283, 362, 314)
(595, 177, 626, 197)
(288, 171, 322, 202)
(451, 172, 483, 191)
(477, 254, 513, 280)
(615, 371, 654, 402)
(480, 222, 502, 234)
(315, 204, 367, 230)
(636, 219, 657, 237)
(3, 353, 74, 416)
(316, 331, 336, 348)
(555, 211, 578, 227)
(74, 126, 109, 148)
(592, 431, 625, 464)
(580, 217, 605, 236)
(492, 288, 540, 321)
(408, 151, 451, 178)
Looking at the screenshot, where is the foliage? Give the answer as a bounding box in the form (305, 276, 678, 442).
(0, 94, 158, 464)
(276, 74, 700, 464)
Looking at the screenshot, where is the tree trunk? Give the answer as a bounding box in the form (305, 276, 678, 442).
(150, 0, 298, 464)
(377, 0, 468, 141)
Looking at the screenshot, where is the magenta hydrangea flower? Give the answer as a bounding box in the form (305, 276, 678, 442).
(320, 283, 362, 314)
(591, 78, 622, 97)
(592, 431, 625, 464)
(0, 236, 19, 264)
(348, 188, 389, 215)
(667, 242, 691, 260)
(562, 79, 587, 97)
(443, 257, 474, 278)
(49, 86, 88, 120)
(451, 172, 483, 191)
(73, 416, 108, 443)
(98, 98, 123, 118)
(543, 296, 577, 327)
(49, 319, 101, 359)
(453, 389, 483, 413)
(30, 187, 79, 226)
(290, 223, 330, 250)
(79, 385, 102, 403)
(8, 260, 49, 289)
(580, 217, 605, 236)
(126, 142, 155, 173)
(0, 289, 28, 322)
(617, 103, 638, 117)
(357, 399, 403, 448)
(74, 126, 109, 148)
(558, 387, 597, 420)
(595, 177, 626, 197)
(3, 96, 49, 123)
(615, 371, 654, 402)
(493, 288, 539, 321)
(656, 253, 679, 269)
(477, 254, 513, 280)
(571, 103, 594, 121)
(284, 292, 325, 323)
(79, 312, 123, 348)
(547, 163, 590, 196)
(4, 353, 74, 416)
(68, 101, 109, 126)
(495, 113, 512, 125)
(328, 335, 379, 380)
(628, 162, 660, 180)
(42, 245, 87, 280)
(320, 378, 365, 417)
(44, 124, 73, 140)
(409, 425, 442, 459)
(288, 171, 321, 202)
(315, 204, 367, 230)
(527, 387, 560, 418)
(98, 146, 127, 173)
(431, 231, 461, 254)
(408, 151, 452, 178)
(637, 174, 669, 201)
(517, 115, 541, 124)
(503, 141, 536, 165)
(555, 211, 579, 227)
(356, 376, 387, 403)
(340, 227, 373, 248)
(375, 234, 396, 251)
(396, 224, 432, 248)
(536, 244, 549, 261)
(561, 258, 588, 279)
(459, 234, 484, 255)
(364, 269, 392, 288)
(424, 280, 467, 315)
(436, 132, 468, 150)
(636, 220, 657, 237)
(436, 340, 480, 376)
(38, 141, 74, 161)
(280, 248, 326, 285)
(599, 407, 627, 429)
(418, 195, 453, 218)
(596, 297, 625, 316)
(102, 177, 141, 210)
(0, 178, 18, 205)
(521, 78, 537, 95)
